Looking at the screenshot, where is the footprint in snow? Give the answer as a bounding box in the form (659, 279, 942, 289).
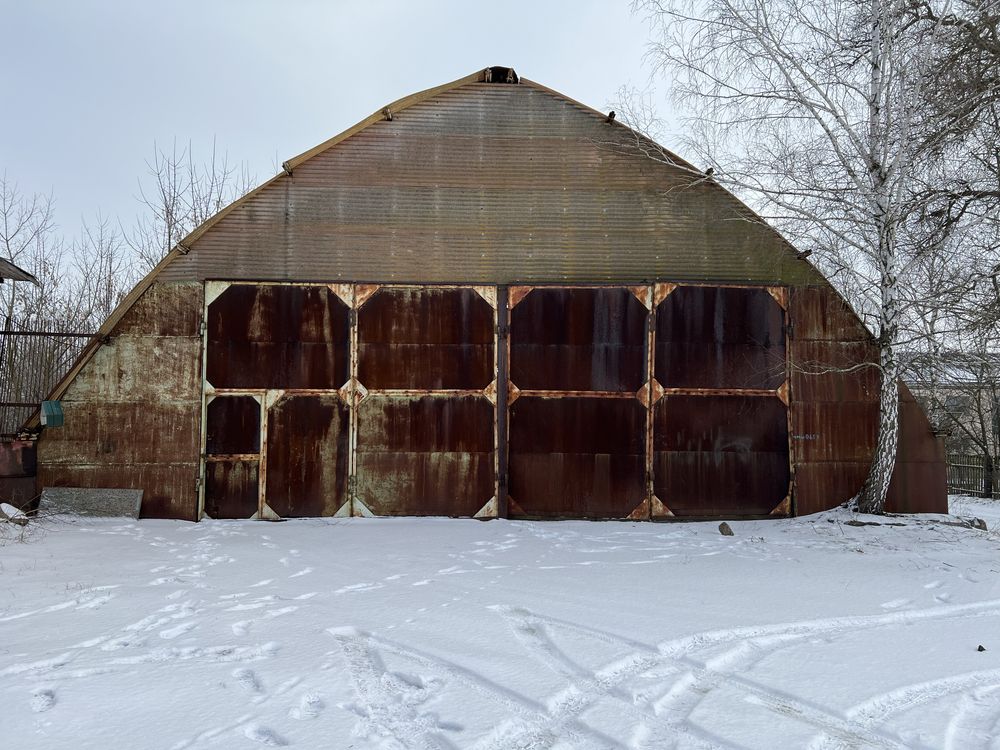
(290, 692, 325, 720)
(243, 723, 287, 746)
(160, 621, 197, 639)
(880, 598, 912, 610)
(31, 689, 56, 713)
(232, 668, 262, 693)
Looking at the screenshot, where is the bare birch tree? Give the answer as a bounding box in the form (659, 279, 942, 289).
(632, 0, 999, 513)
(128, 140, 255, 270)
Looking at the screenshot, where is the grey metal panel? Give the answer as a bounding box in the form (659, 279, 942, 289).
(160, 83, 821, 287)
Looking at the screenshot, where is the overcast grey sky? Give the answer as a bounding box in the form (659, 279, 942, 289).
(1, 1, 664, 235)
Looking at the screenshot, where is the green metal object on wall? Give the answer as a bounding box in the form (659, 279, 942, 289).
(41, 400, 64, 428)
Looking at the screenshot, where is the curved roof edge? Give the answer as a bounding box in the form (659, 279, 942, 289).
(26, 64, 829, 428)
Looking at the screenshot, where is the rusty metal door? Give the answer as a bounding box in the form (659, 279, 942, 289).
(200, 281, 789, 520)
(201, 283, 352, 518)
(352, 286, 498, 516)
(505, 286, 650, 518)
(649, 285, 791, 518)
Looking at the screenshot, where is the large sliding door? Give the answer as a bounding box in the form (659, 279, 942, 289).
(199, 282, 790, 519)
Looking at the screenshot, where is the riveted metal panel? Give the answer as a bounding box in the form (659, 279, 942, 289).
(355, 395, 494, 516)
(358, 287, 494, 389)
(508, 396, 647, 518)
(204, 460, 259, 519)
(652, 395, 789, 517)
(654, 286, 785, 390)
(264, 394, 349, 517)
(510, 288, 648, 392)
(206, 396, 261, 455)
(206, 284, 350, 390)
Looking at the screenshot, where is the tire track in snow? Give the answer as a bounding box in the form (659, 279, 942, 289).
(495, 599, 1000, 750)
(944, 685, 1000, 750)
(807, 671, 1000, 750)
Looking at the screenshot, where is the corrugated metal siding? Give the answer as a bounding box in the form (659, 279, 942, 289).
(788, 285, 947, 515)
(160, 83, 823, 286)
(36, 281, 203, 519)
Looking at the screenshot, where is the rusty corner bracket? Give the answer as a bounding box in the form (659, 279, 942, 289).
(636, 378, 665, 408)
(483, 379, 498, 405)
(775, 381, 789, 406)
(472, 286, 497, 309)
(355, 284, 380, 309)
(769, 496, 792, 517)
(338, 378, 369, 406)
(650, 496, 674, 518)
(628, 285, 652, 310)
(626, 498, 650, 521)
(507, 496, 527, 516)
(352, 498, 376, 518)
(508, 286, 533, 309)
(333, 500, 352, 517)
(766, 286, 788, 310)
(252, 503, 282, 521)
(328, 283, 354, 309)
(474, 496, 498, 519)
(507, 382, 521, 405)
(653, 282, 677, 307)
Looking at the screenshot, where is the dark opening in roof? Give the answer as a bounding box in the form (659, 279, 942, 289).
(484, 66, 518, 84)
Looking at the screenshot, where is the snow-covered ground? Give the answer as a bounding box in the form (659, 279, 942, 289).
(2, 501, 1000, 750)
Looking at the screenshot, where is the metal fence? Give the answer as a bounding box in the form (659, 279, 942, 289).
(0, 324, 96, 437)
(947, 453, 999, 499)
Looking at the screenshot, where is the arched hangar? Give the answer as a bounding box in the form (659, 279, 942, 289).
(29, 66, 947, 520)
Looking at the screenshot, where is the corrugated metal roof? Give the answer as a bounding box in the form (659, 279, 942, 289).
(31, 65, 827, 423)
(158, 73, 823, 286)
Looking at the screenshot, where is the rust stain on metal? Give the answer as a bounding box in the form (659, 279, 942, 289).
(204, 460, 259, 519)
(358, 287, 494, 390)
(328, 283, 354, 309)
(508, 286, 533, 309)
(653, 282, 677, 307)
(636, 379, 665, 407)
(650, 495, 673, 518)
(655, 285, 785, 391)
(509, 287, 647, 392)
(205, 396, 261, 455)
(483, 379, 498, 405)
(264, 393, 349, 517)
(628, 285, 652, 310)
(472, 285, 497, 309)
(206, 284, 350, 389)
(775, 381, 789, 406)
(626, 498, 650, 521)
(355, 284, 381, 309)
(507, 381, 521, 405)
(769, 496, 791, 517)
(355, 395, 494, 516)
(508, 396, 646, 518)
(653, 394, 790, 518)
(766, 286, 788, 310)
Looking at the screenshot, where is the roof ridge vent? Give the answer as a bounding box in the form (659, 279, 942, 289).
(484, 66, 518, 84)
